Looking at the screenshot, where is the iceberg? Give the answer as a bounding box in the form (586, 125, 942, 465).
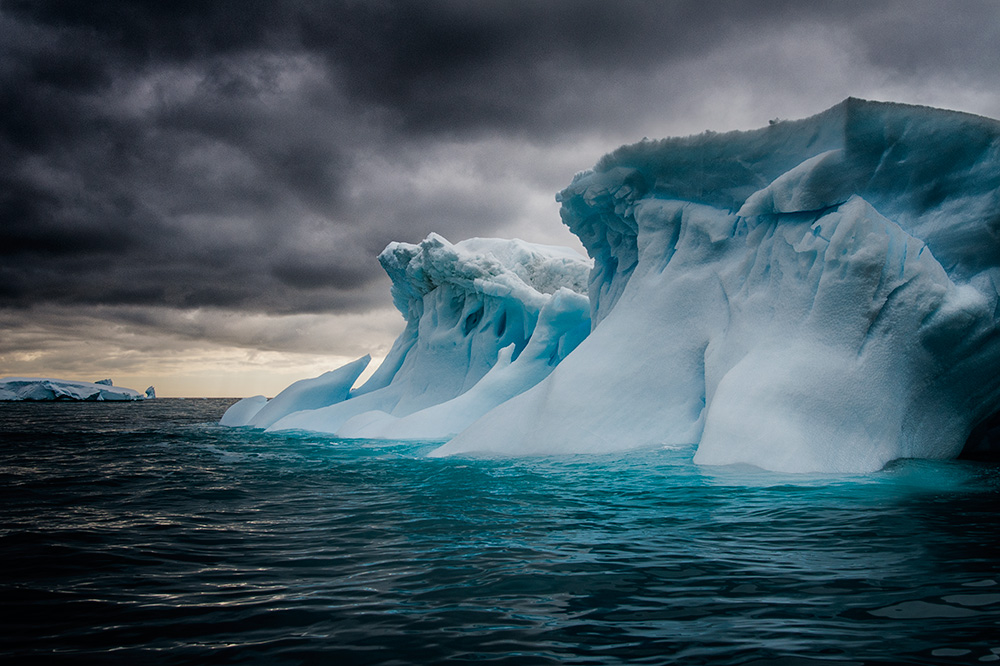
(224, 99, 1000, 474)
(436, 99, 1000, 472)
(223, 234, 592, 439)
(0, 377, 155, 401)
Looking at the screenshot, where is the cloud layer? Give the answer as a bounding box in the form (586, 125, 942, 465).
(3, 0, 999, 393)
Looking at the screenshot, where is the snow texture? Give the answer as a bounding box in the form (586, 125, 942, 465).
(0, 377, 154, 401)
(435, 99, 1000, 473)
(225, 234, 592, 438)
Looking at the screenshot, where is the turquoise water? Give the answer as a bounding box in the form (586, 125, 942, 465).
(2, 399, 1000, 664)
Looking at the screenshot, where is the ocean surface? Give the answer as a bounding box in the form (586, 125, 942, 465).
(2, 400, 1000, 665)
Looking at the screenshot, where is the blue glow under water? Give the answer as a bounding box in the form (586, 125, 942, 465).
(2, 399, 1000, 665)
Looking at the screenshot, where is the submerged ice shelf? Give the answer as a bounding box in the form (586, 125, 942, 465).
(225, 99, 1000, 473)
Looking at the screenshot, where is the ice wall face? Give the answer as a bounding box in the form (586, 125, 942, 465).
(230, 234, 592, 437)
(357, 234, 588, 415)
(438, 99, 1000, 472)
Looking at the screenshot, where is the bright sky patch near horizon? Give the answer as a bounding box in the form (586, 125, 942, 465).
(2, 1, 999, 396)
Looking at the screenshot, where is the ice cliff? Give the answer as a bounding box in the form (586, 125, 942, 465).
(436, 99, 1000, 472)
(225, 99, 1000, 474)
(222, 234, 592, 438)
(0, 377, 155, 401)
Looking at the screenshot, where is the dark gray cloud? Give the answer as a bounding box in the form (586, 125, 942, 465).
(2, 0, 999, 322)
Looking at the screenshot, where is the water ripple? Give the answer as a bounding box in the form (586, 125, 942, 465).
(2, 400, 1000, 664)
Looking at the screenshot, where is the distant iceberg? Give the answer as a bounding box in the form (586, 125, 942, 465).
(225, 99, 1000, 474)
(0, 377, 155, 401)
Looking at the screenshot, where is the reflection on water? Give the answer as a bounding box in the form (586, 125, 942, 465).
(1, 399, 999, 664)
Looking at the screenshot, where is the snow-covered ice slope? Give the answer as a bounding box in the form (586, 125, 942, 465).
(0, 377, 154, 401)
(436, 99, 1000, 472)
(257, 234, 591, 436)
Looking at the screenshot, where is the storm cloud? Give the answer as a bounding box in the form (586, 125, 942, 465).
(2, 0, 999, 394)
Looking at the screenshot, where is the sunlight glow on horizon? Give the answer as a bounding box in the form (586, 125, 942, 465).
(1, 351, 388, 399)
(1, 307, 402, 398)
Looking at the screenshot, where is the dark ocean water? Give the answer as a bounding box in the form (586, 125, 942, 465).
(2, 399, 1000, 665)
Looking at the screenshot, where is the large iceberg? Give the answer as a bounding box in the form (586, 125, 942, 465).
(222, 234, 592, 439)
(224, 99, 1000, 474)
(0, 377, 155, 401)
(436, 99, 1000, 472)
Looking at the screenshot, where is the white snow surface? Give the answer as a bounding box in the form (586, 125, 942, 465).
(0, 377, 154, 401)
(228, 234, 592, 438)
(435, 99, 1000, 472)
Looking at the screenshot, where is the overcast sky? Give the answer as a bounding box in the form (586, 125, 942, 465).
(3, 0, 1000, 396)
